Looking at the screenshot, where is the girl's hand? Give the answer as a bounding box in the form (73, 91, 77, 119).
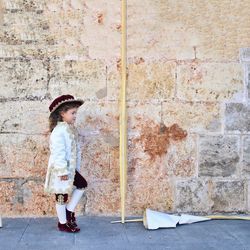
(60, 175, 69, 181)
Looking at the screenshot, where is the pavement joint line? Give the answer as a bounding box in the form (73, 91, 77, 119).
(122, 223, 130, 243)
(18, 218, 30, 243)
(224, 226, 245, 249)
(74, 232, 76, 245)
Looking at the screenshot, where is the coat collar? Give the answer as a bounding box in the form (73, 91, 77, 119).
(57, 121, 78, 138)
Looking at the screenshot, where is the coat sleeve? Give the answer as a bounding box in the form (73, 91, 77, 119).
(50, 128, 69, 176)
(76, 131, 82, 172)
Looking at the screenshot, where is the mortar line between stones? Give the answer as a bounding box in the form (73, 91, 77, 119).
(245, 177, 248, 212)
(0, 96, 51, 102)
(160, 101, 163, 123)
(172, 177, 177, 211)
(0, 132, 48, 135)
(243, 63, 248, 102)
(105, 65, 108, 102)
(46, 57, 51, 93)
(0, 177, 43, 182)
(239, 134, 243, 180)
(247, 180, 250, 212)
(131, 57, 239, 64)
(2, 131, 247, 137)
(174, 63, 178, 98)
(108, 143, 111, 174)
(243, 64, 246, 102)
(195, 134, 199, 178)
(193, 46, 197, 59)
(221, 102, 226, 134)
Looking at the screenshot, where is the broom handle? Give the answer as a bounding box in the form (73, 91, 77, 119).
(119, 0, 128, 224)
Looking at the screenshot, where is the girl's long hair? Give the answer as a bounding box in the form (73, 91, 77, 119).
(49, 102, 81, 132)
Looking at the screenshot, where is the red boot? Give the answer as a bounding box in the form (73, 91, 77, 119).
(58, 222, 80, 233)
(66, 209, 79, 229)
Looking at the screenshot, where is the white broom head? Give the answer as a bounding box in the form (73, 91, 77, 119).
(143, 208, 180, 230)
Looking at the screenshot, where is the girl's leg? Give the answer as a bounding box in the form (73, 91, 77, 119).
(66, 189, 85, 212)
(55, 193, 80, 233)
(55, 194, 68, 224)
(67, 170, 87, 211)
(66, 171, 87, 227)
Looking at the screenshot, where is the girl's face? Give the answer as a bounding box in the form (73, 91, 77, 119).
(60, 107, 78, 124)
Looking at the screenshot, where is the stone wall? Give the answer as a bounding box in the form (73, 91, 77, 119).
(0, 0, 250, 217)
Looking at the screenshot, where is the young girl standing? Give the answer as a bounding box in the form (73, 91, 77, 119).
(44, 94, 88, 233)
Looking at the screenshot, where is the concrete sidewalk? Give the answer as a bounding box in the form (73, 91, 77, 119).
(0, 216, 250, 250)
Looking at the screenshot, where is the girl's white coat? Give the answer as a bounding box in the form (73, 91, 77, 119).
(44, 121, 81, 194)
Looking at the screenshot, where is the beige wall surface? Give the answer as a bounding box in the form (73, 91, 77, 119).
(0, 0, 250, 217)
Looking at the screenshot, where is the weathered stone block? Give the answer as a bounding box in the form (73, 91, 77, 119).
(242, 136, 250, 177)
(49, 60, 106, 100)
(76, 101, 119, 182)
(127, 102, 196, 178)
(199, 136, 240, 177)
(128, 133, 196, 180)
(127, 102, 161, 135)
(177, 62, 243, 101)
(0, 58, 48, 99)
(0, 100, 50, 134)
(44, 1, 120, 60)
(106, 63, 119, 101)
(45, 1, 85, 11)
(76, 100, 119, 135)
(162, 101, 221, 133)
(0, 44, 51, 60)
(43, 10, 89, 59)
(4, 0, 44, 11)
(85, 181, 120, 215)
(127, 61, 176, 101)
(78, 0, 120, 59)
(225, 103, 250, 133)
(164, 134, 197, 178)
(108, 61, 176, 101)
(81, 135, 118, 182)
(47, 44, 89, 60)
(22, 179, 55, 216)
(0, 134, 49, 178)
(1, 12, 49, 45)
(0, 179, 55, 217)
(175, 179, 211, 213)
(211, 181, 246, 212)
(0, 180, 16, 215)
(108, 146, 120, 182)
(127, 1, 250, 60)
(126, 179, 174, 215)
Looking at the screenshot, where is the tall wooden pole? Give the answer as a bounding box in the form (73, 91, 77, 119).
(119, 0, 127, 224)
